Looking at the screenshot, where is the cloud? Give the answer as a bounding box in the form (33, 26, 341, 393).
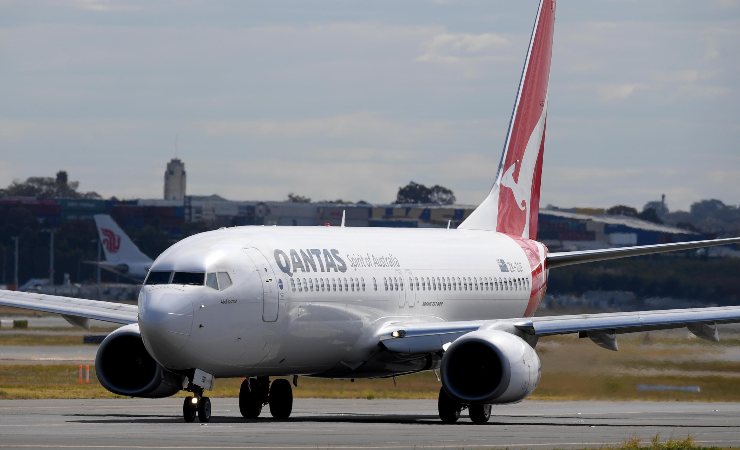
(71, 0, 143, 13)
(201, 113, 452, 144)
(704, 36, 720, 60)
(712, 0, 740, 10)
(652, 69, 715, 84)
(594, 83, 646, 102)
(417, 32, 509, 64)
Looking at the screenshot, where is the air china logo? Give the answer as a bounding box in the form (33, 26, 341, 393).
(101, 228, 121, 253)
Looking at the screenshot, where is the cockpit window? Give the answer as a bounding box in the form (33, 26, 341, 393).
(217, 272, 232, 290)
(172, 272, 205, 286)
(206, 273, 219, 290)
(145, 271, 172, 285)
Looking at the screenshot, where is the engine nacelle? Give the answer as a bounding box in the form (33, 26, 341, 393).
(440, 329, 541, 404)
(95, 324, 184, 398)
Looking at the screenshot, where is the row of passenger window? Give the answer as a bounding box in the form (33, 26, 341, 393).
(290, 277, 367, 293)
(400, 275, 530, 293)
(289, 274, 530, 294)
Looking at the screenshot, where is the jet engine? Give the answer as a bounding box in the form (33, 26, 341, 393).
(440, 329, 540, 404)
(95, 324, 184, 398)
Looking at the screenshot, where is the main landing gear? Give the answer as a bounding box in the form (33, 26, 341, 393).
(183, 394, 212, 423)
(437, 387, 492, 424)
(239, 376, 294, 420)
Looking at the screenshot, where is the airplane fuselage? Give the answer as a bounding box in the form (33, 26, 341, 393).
(138, 226, 548, 379)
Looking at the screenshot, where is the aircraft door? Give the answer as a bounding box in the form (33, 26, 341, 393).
(395, 269, 406, 309)
(244, 248, 279, 322)
(404, 269, 416, 308)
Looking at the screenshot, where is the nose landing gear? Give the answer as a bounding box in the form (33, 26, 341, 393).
(239, 377, 294, 420)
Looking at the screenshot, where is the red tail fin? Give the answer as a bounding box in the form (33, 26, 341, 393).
(459, 0, 555, 239)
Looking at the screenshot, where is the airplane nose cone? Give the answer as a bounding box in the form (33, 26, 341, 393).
(138, 287, 194, 369)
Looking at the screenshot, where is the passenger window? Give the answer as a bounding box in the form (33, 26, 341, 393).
(362, 277, 366, 291)
(302, 279, 308, 291)
(320, 278, 325, 291)
(290, 279, 296, 292)
(373, 277, 377, 291)
(217, 272, 233, 290)
(309, 278, 314, 292)
(297, 278, 303, 292)
(206, 273, 219, 290)
(351, 277, 355, 292)
(332, 279, 337, 291)
(145, 271, 172, 285)
(343, 279, 348, 291)
(172, 272, 204, 286)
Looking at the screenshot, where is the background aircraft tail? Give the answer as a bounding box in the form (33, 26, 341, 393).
(459, 0, 555, 239)
(93, 214, 152, 264)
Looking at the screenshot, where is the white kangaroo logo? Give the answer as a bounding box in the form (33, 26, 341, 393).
(500, 98, 547, 238)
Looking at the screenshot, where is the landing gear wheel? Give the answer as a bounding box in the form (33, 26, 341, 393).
(197, 396, 212, 423)
(183, 396, 197, 423)
(469, 403, 492, 424)
(239, 378, 263, 419)
(269, 378, 293, 419)
(437, 387, 462, 424)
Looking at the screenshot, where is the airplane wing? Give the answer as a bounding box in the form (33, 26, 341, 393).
(379, 305, 740, 354)
(547, 236, 740, 269)
(0, 289, 138, 325)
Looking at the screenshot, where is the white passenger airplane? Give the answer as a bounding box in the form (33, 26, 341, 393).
(1, 0, 739, 424)
(92, 214, 153, 282)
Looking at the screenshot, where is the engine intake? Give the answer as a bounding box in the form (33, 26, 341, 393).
(95, 324, 184, 398)
(440, 329, 540, 404)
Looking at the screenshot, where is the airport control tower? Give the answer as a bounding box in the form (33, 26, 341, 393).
(164, 158, 186, 201)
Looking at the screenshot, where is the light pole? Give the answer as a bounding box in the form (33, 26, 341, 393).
(46, 229, 55, 287)
(1, 245, 6, 285)
(97, 238, 102, 285)
(12, 236, 19, 290)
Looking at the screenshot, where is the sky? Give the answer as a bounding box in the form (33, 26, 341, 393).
(1, 0, 739, 212)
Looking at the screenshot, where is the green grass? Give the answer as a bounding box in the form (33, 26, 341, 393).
(580, 434, 726, 450)
(0, 334, 100, 346)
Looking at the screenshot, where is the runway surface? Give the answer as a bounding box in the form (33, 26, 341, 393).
(1, 398, 739, 449)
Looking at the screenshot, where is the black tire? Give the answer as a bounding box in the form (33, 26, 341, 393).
(197, 396, 212, 423)
(239, 378, 263, 419)
(438, 387, 462, 424)
(269, 379, 293, 420)
(183, 396, 197, 423)
(469, 403, 492, 424)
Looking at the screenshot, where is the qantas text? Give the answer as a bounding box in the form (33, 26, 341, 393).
(274, 249, 347, 276)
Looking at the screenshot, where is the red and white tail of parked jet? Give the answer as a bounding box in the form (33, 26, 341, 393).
(90, 214, 153, 282)
(0, 0, 738, 425)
